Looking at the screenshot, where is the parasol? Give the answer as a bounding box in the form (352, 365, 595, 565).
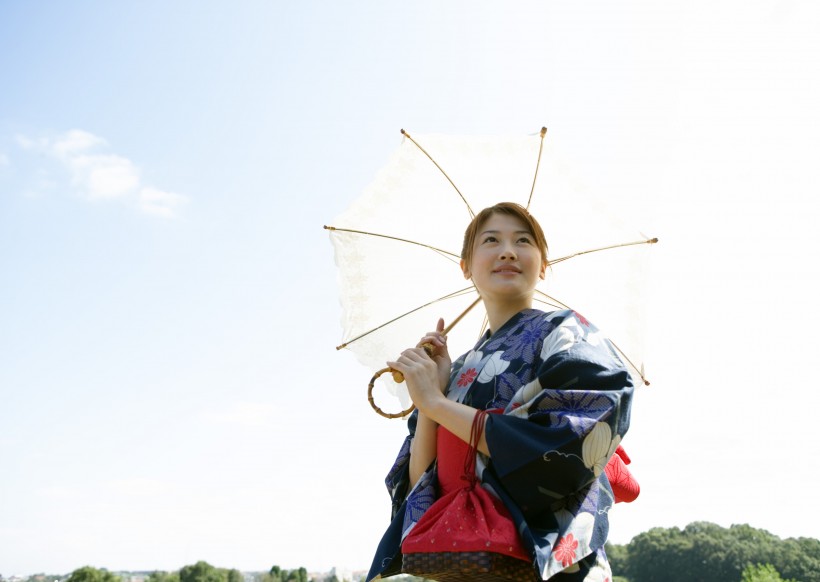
(326, 127, 656, 418)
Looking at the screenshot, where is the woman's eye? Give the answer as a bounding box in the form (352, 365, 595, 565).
(482, 236, 497, 243)
(518, 237, 532, 244)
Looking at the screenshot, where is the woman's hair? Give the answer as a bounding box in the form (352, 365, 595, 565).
(460, 202, 549, 267)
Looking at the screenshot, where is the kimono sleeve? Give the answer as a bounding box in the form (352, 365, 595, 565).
(483, 312, 634, 518)
(384, 409, 417, 519)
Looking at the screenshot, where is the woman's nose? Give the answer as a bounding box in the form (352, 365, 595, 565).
(499, 245, 517, 260)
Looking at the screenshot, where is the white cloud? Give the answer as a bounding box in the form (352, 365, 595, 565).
(51, 129, 106, 158)
(138, 186, 188, 218)
(15, 134, 40, 150)
(16, 129, 187, 217)
(71, 153, 141, 199)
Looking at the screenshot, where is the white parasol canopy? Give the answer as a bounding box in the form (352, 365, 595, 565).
(326, 127, 656, 417)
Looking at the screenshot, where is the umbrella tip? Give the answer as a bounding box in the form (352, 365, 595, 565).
(400, 128, 407, 135)
(323, 225, 335, 230)
(649, 237, 658, 244)
(540, 127, 547, 137)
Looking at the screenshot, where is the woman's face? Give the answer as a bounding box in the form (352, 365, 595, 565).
(460, 212, 546, 305)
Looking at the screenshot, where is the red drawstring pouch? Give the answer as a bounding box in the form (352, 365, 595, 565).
(401, 410, 533, 581)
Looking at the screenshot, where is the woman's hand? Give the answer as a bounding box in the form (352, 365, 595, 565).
(398, 319, 490, 465)
(419, 318, 451, 393)
(388, 318, 451, 413)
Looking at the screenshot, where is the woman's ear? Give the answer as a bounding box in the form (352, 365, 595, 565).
(539, 260, 547, 280)
(460, 259, 471, 280)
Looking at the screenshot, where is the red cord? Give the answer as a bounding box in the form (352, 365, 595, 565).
(462, 409, 488, 488)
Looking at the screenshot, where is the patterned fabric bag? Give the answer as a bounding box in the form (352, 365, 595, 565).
(401, 410, 537, 581)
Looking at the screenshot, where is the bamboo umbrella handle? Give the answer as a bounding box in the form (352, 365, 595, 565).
(368, 367, 416, 419)
(367, 297, 482, 419)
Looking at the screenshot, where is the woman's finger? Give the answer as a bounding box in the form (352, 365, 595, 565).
(417, 336, 444, 349)
(391, 348, 430, 367)
(403, 347, 428, 359)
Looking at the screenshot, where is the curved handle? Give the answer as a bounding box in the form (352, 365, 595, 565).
(366, 297, 483, 419)
(390, 342, 434, 383)
(368, 367, 415, 419)
(367, 342, 436, 418)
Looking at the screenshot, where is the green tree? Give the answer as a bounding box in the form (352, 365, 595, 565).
(147, 572, 180, 582)
(263, 566, 307, 582)
(741, 563, 797, 582)
(626, 525, 694, 582)
(179, 562, 223, 582)
(775, 537, 820, 582)
(719, 524, 781, 580)
(606, 541, 630, 578)
(67, 567, 120, 582)
(622, 522, 820, 582)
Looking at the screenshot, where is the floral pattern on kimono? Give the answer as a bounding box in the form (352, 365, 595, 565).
(367, 309, 634, 581)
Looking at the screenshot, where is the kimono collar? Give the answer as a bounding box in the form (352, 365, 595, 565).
(475, 308, 545, 352)
(448, 308, 548, 407)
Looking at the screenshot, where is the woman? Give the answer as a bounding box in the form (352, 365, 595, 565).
(366, 202, 634, 581)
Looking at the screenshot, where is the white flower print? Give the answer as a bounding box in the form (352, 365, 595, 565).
(581, 422, 621, 477)
(447, 350, 483, 402)
(583, 326, 605, 348)
(477, 350, 510, 383)
(539, 325, 577, 361)
(506, 378, 541, 416)
(461, 349, 483, 373)
(551, 509, 594, 573)
(554, 508, 594, 544)
(542, 310, 610, 354)
(584, 559, 614, 582)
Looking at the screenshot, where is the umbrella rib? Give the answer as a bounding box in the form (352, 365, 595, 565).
(533, 290, 573, 311)
(548, 237, 658, 266)
(533, 291, 650, 386)
(336, 286, 478, 350)
(608, 339, 651, 386)
(441, 295, 482, 335)
(324, 225, 461, 262)
(401, 129, 475, 219)
(526, 127, 548, 211)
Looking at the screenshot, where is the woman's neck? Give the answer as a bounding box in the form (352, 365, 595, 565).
(484, 297, 533, 336)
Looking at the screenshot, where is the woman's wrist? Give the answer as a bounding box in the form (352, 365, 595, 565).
(417, 392, 449, 423)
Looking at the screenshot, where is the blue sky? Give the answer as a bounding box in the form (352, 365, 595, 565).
(1, 0, 819, 576)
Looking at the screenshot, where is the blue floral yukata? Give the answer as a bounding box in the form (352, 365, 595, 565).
(367, 309, 634, 581)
